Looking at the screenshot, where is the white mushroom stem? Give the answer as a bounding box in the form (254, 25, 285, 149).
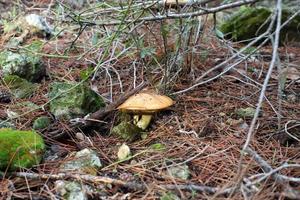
(134, 114, 152, 130)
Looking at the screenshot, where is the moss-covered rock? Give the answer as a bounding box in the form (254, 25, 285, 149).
(112, 121, 142, 141)
(3, 14, 52, 40)
(168, 164, 190, 180)
(60, 148, 102, 176)
(235, 107, 257, 118)
(55, 180, 88, 200)
(33, 116, 51, 130)
(2, 75, 38, 99)
(0, 41, 45, 82)
(219, 7, 300, 44)
(0, 120, 15, 129)
(49, 82, 105, 120)
(0, 128, 45, 171)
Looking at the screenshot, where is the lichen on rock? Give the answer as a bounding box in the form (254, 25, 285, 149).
(48, 82, 105, 120)
(0, 41, 46, 82)
(0, 128, 45, 171)
(33, 116, 51, 130)
(112, 121, 143, 141)
(2, 75, 38, 99)
(219, 6, 300, 44)
(60, 148, 102, 176)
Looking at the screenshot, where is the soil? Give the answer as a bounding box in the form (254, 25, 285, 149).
(0, 1, 299, 199)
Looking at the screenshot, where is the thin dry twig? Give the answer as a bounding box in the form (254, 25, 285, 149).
(14, 172, 236, 196)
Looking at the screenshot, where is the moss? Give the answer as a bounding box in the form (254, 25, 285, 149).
(0, 41, 45, 82)
(220, 7, 271, 41)
(112, 121, 142, 141)
(236, 107, 256, 118)
(3, 75, 38, 99)
(33, 116, 51, 130)
(219, 7, 300, 44)
(0, 128, 45, 171)
(49, 82, 105, 119)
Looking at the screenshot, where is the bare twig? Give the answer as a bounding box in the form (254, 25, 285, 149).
(14, 172, 236, 195)
(71, 0, 259, 26)
(85, 81, 148, 126)
(242, 0, 282, 151)
(245, 147, 300, 183)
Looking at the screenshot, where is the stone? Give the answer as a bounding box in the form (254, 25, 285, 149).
(60, 148, 102, 175)
(235, 107, 257, 118)
(2, 75, 38, 99)
(48, 82, 105, 120)
(0, 128, 45, 171)
(33, 116, 51, 130)
(168, 164, 190, 180)
(219, 7, 300, 45)
(117, 143, 131, 160)
(24, 14, 52, 36)
(3, 14, 52, 39)
(112, 121, 142, 141)
(55, 180, 88, 200)
(0, 41, 46, 82)
(0, 120, 15, 129)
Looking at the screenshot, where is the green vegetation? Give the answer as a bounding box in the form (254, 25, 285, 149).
(0, 128, 45, 171)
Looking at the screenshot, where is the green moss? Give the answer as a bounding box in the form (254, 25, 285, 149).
(220, 7, 271, 41)
(33, 116, 51, 130)
(0, 41, 45, 82)
(160, 192, 180, 200)
(235, 107, 258, 118)
(219, 7, 300, 44)
(0, 128, 45, 171)
(49, 82, 105, 119)
(112, 121, 142, 141)
(3, 75, 38, 99)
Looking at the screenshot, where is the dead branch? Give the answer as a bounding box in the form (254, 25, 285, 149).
(14, 172, 236, 196)
(245, 147, 300, 183)
(47, 82, 148, 139)
(69, 0, 260, 26)
(85, 81, 148, 126)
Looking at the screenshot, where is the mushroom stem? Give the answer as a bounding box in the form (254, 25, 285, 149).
(134, 114, 152, 130)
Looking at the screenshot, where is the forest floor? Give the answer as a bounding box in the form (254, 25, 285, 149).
(0, 1, 299, 199)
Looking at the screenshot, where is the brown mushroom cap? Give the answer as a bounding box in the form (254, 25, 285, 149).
(117, 93, 174, 113)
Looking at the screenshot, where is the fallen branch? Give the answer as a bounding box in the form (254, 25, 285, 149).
(245, 147, 300, 183)
(69, 0, 259, 26)
(14, 172, 236, 196)
(85, 81, 148, 126)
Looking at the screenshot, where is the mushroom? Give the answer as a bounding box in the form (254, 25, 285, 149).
(117, 93, 174, 130)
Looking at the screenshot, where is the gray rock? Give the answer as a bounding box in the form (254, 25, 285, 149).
(168, 164, 190, 180)
(219, 7, 300, 45)
(0, 42, 45, 82)
(60, 148, 102, 175)
(33, 116, 51, 130)
(0, 120, 15, 129)
(48, 82, 105, 120)
(55, 180, 88, 200)
(2, 75, 38, 99)
(24, 14, 52, 36)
